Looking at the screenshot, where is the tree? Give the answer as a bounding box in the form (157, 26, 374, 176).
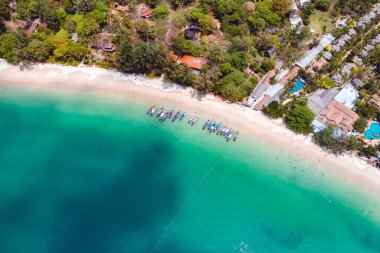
(135, 19, 157, 42)
(0, 19, 5, 35)
(263, 101, 286, 118)
(314, 0, 330, 11)
(224, 51, 247, 70)
(314, 127, 336, 150)
(285, 99, 315, 134)
(198, 14, 217, 35)
(261, 58, 275, 72)
(74, 0, 95, 13)
(273, 0, 291, 17)
(0, 0, 11, 20)
(64, 0, 75, 14)
(0, 33, 22, 63)
(317, 76, 336, 89)
(152, 5, 169, 20)
(354, 118, 368, 133)
(218, 70, 252, 102)
(248, 17, 266, 32)
(253, 0, 281, 27)
(26, 39, 53, 61)
(76, 17, 99, 38)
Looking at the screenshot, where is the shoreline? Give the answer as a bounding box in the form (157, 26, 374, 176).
(1, 60, 380, 201)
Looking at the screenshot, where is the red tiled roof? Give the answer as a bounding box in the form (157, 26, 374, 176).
(279, 66, 300, 85)
(170, 53, 179, 62)
(370, 94, 380, 110)
(140, 6, 153, 18)
(26, 20, 38, 35)
(263, 70, 276, 86)
(254, 95, 271, 110)
(116, 5, 128, 11)
(316, 100, 359, 132)
(179, 55, 207, 70)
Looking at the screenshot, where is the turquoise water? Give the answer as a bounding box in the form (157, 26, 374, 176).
(365, 122, 380, 140)
(1, 88, 380, 253)
(290, 79, 305, 94)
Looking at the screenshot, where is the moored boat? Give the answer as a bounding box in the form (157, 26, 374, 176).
(226, 130, 232, 142)
(160, 112, 169, 121)
(203, 119, 210, 130)
(156, 107, 164, 118)
(147, 105, 156, 115)
(180, 112, 186, 121)
(233, 131, 239, 141)
(191, 116, 199, 126)
(172, 111, 180, 122)
(159, 110, 168, 121)
(188, 114, 195, 124)
(168, 109, 174, 119)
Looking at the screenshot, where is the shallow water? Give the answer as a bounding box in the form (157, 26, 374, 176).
(0, 88, 379, 253)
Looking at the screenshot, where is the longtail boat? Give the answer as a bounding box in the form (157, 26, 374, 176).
(203, 119, 210, 130)
(179, 112, 186, 121)
(191, 116, 199, 126)
(156, 107, 164, 118)
(172, 111, 180, 122)
(147, 105, 156, 115)
(168, 109, 174, 119)
(233, 131, 239, 141)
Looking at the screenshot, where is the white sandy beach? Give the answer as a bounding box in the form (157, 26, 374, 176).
(1, 60, 380, 211)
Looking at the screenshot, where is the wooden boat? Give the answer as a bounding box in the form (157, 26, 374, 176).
(172, 111, 180, 122)
(191, 116, 199, 126)
(147, 105, 157, 116)
(233, 131, 238, 141)
(188, 114, 195, 124)
(168, 109, 174, 119)
(156, 107, 164, 118)
(203, 119, 210, 130)
(179, 112, 186, 121)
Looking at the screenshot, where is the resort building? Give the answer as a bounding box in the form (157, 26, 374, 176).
(311, 84, 359, 132)
(246, 70, 276, 107)
(369, 94, 380, 111)
(140, 6, 153, 19)
(316, 100, 359, 132)
(25, 19, 41, 35)
(334, 83, 358, 109)
(351, 78, 365, 89)
(307, 88, 340, 115)
(179, 55, 207, 74)
(296, 34, 335, 69)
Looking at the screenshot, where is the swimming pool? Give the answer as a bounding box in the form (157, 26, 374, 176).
(290, 78, 305, 94)
(364, 122, 380, 140)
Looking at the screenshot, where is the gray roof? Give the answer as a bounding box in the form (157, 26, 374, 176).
(351, 78, 364, 88)
(323, 51, 332, 60)
(353, 56, 363, 65)
(296, 45, 323, 69)
(342, 62, 356, 76)
(364, 44, 374, 51)
(342, 34, 351, 41)
(333, 74, 343, 84)
(266, 46, 277, 58)
(307, 88, 340, 115)
(251, 82, 269, 100)
(348, 29, 357, 36)
(319, 34, 335, 48)
(332, 45, 341, 52)
(361, 49, 369, 57)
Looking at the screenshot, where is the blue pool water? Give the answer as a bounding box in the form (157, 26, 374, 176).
(290, 78, 305, 94)
(364, 122, 380, 140)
